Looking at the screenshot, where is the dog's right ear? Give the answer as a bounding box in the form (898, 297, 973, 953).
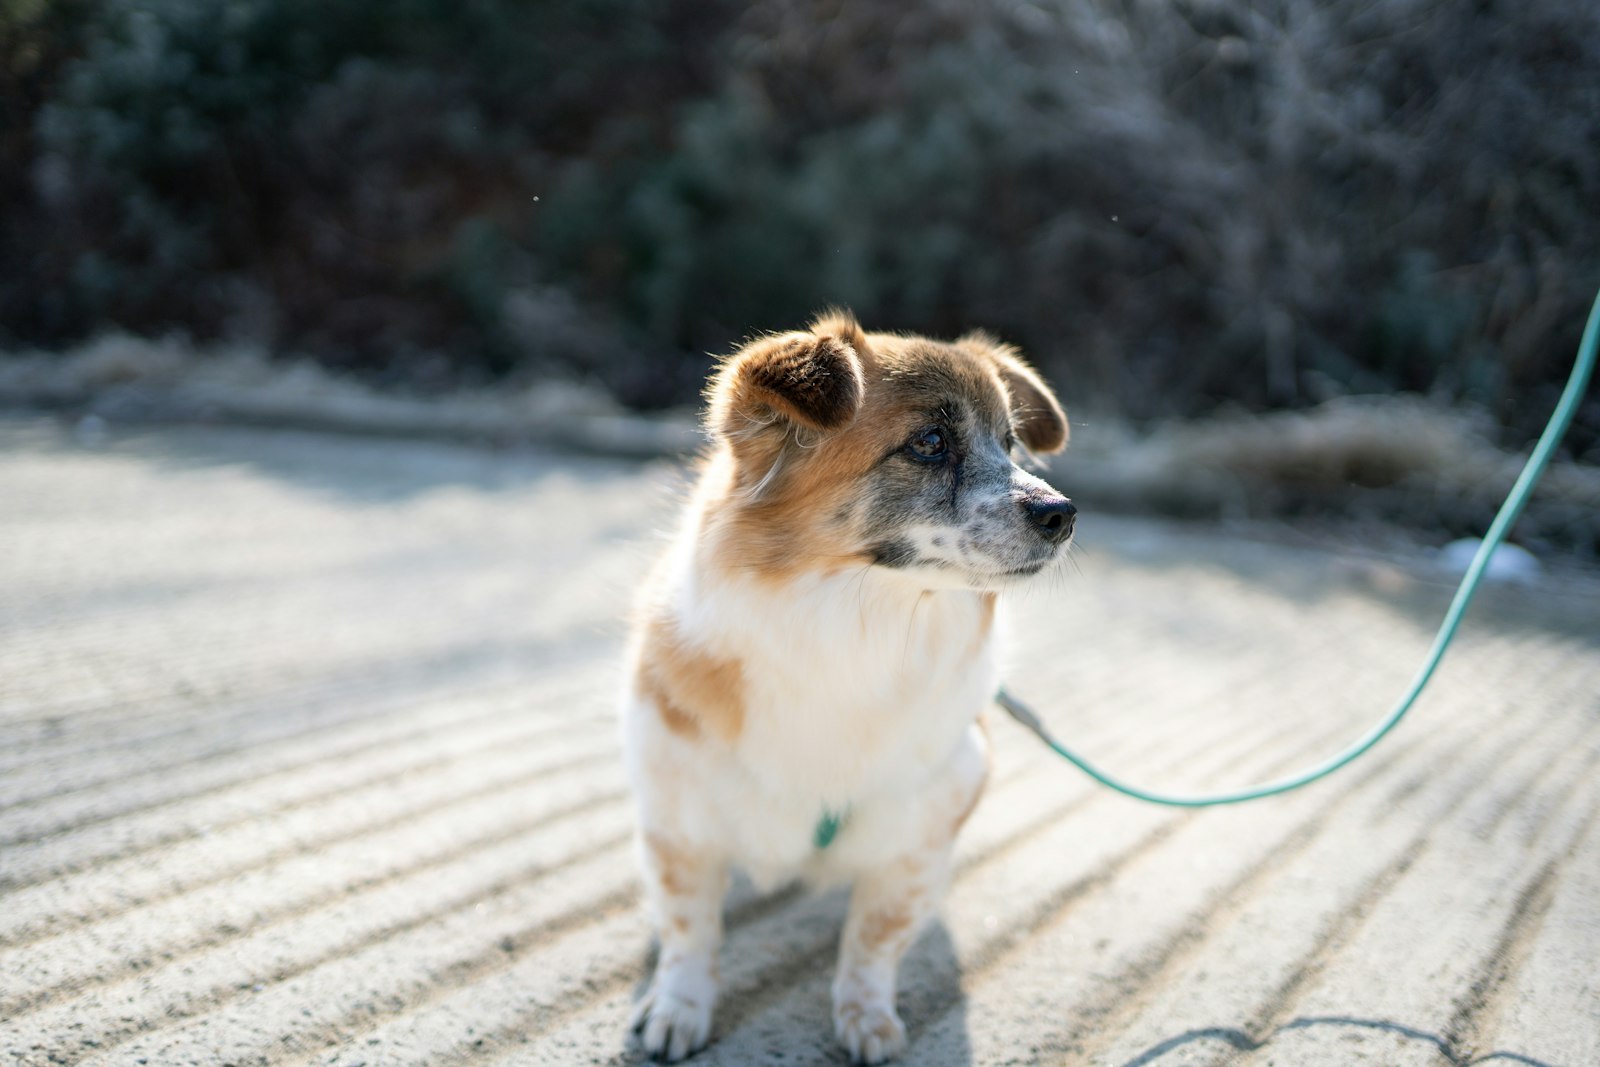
(955, 331, 1068, 455)
(708, 317, 866, 440)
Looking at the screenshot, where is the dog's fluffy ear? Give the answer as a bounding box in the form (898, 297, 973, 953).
(958, 331, 1068, 454)
(709, 313, 867, 439)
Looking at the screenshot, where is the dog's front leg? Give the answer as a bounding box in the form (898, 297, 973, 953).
(832, 847, 951, 1064)
(631, 833, 728, 1062)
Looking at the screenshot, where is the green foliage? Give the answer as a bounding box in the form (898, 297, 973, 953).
(543, 0, 1600, 443)
(5, 0, 727, 377)
(3, 0, 1598, 452)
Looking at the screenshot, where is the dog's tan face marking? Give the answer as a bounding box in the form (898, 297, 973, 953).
(704, 313, 1072, 588)
(639, 615, 746, 743)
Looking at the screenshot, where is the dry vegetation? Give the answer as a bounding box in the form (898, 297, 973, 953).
(1059, 396, 1600, 552)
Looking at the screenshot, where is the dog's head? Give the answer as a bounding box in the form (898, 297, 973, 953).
(704, 310, 1073, 589)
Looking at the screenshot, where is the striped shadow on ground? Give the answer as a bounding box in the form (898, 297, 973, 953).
(0, 416, 1595, 1067)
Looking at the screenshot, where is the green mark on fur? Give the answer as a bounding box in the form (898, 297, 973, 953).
(813, 810, 844, 849)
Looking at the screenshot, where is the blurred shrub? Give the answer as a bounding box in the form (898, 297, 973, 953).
(3, 0, 1598, 453)
(5, 0, 728, 385)
(546, 0, 1600, 446)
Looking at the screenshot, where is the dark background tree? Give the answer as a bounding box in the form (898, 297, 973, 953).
(3, 0, 1597, 455)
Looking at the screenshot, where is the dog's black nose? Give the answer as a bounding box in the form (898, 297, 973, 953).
(1026, 497, 1076, 542)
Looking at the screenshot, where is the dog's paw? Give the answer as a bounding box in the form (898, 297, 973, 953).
(631, 985, 714, 1062)
(833, 998, 906, 1065)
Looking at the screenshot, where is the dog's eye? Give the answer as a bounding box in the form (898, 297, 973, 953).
(1004, 431, 1018, 454)
(907, 426, 949, 462)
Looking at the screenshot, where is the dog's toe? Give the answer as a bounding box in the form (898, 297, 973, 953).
(635, 989, 712, 1063)
(834, 999, 907, 1064)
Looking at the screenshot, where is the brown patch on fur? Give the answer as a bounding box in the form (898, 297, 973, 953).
(638, 614, 746, 743)
(645, 834, 698, 897)
(644, 676, 700, 740)
(857, 900, 917, 954)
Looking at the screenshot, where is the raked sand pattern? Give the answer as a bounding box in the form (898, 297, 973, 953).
(2, 416, 1597, 1067)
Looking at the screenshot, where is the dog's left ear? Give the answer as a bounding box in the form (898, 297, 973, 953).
(959, 332, 1069, 454)
(709, 313, 867, 440)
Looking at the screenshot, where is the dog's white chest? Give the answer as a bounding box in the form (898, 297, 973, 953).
(684, 567, 998, 808)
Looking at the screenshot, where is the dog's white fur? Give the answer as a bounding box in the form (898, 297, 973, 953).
(622, 313, 1070, 1063)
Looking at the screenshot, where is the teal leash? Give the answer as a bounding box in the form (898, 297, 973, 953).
(995, 286, 1600, 809)
(813, 288, 1598, 841)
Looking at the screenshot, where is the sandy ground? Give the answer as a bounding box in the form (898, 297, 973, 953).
(2, 414, 1597, 1067)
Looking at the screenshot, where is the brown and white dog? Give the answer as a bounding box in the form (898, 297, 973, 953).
(622, 311, 1074, 1063)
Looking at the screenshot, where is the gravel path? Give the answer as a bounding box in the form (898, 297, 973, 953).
(2, 415, 1597, 1067)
